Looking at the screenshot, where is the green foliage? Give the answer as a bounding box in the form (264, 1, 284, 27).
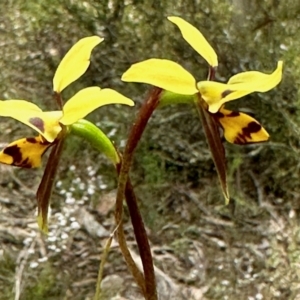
(22, 262, 65, 300)
(1, 0, 300, 299)
(0, 251, 16, 300)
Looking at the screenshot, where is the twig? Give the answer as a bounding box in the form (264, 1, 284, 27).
(15, 236, 37, 300)
(94, 224, 120, 300)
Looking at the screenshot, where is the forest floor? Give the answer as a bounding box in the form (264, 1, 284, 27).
(1, 161, 300, 300)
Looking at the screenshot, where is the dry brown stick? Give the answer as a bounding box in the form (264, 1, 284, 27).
(15, 237, 37, 300)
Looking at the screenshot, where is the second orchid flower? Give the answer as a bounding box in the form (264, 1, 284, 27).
(122, 16, 283, 202)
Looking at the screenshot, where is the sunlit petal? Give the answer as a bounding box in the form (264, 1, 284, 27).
(214, 107, 269, 144)
(0, 136, 52, 168)
(228, 61, 283, 88)
(0, 99, 42, 115)
(60, 87, 134, 125)
(122, 58, 197, 95)
(53, 36, 103, 93)
(38, 111, 63, 142)
(198, 61, 283, 113)
(0, 100, 62, 142)
(197, 82, 260, 113)
(227, 61, 283, 91)
(197, 81, 243, 113)
(168, 16, 218, 67)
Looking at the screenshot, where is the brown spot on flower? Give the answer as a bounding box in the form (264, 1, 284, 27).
(26, 137, 37, 143)
(221, 90, 233, 98)
(243, 122, 261, 137)
(21, 158, 32, 168)
(227, 111, 240, 117)
(3, 144, 22, 164)
(215, 111, 224, 118)
(234, 135, 245, 144)
(234, 121, 262, 144)
(29, 117, 45, 132)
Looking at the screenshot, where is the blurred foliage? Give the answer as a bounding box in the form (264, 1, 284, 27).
(1, 0, 300, 299)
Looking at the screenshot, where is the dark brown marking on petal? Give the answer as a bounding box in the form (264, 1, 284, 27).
(227, 111, 240, 117)
(26, 137, 37, 143)
(21, 158, 32, 168)
(3, 144, 22, 163)
(29, 117, 45, 133)
(221, 90, 233, 98)
(233, 121, 262, 144)
(243, 121, 262, 138)
(214, 111, 225, 118)
(234, 134, 246, 144)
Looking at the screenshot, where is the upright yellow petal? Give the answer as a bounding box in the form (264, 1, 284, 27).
(122, 58, 197, 95)
(168, 16, 218, 67)
(227, 61, 283, 92)
(214, 107, 269, 144)
(0, 136, 52, 168)
(60, 87, 134, 125)
(53, 36, 103, 93)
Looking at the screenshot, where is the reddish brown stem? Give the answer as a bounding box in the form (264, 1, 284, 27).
(115, 87, 162, 300)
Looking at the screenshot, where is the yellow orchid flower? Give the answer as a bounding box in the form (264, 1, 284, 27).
(122, 16, 283, 204)
(0, 36, 134, 232)
(122, 16, 283, 145)
(0, 36, 134, 168)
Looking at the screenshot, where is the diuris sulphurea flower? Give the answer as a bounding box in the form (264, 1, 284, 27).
(0, 36, 134, 231)
(122, 16, 282, 203)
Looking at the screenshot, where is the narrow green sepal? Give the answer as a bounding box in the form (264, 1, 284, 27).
(158, 90, 195, 107)
(70, 119, 120, 165)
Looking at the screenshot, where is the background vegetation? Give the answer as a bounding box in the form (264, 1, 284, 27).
(1, 0, 300, 299)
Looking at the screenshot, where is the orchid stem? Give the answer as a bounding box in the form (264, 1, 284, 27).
(115, 87, 162, 300)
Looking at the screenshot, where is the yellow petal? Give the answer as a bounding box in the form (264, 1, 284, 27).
(197, 81, 243, 113)
(0, 100, 62, 142)
(60, 87, 134, 125)
(198, 61, 283, 113)
(168, 16, 218, 67)
(0, 136, 52, 168)
(53, 36, 103, 93)
(227, 61, 283, 91)
(0, 99, 42, 114)
(214, 107, 269, 144)
(122, 58, 197, 95)
(35, 111, 63, 142)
